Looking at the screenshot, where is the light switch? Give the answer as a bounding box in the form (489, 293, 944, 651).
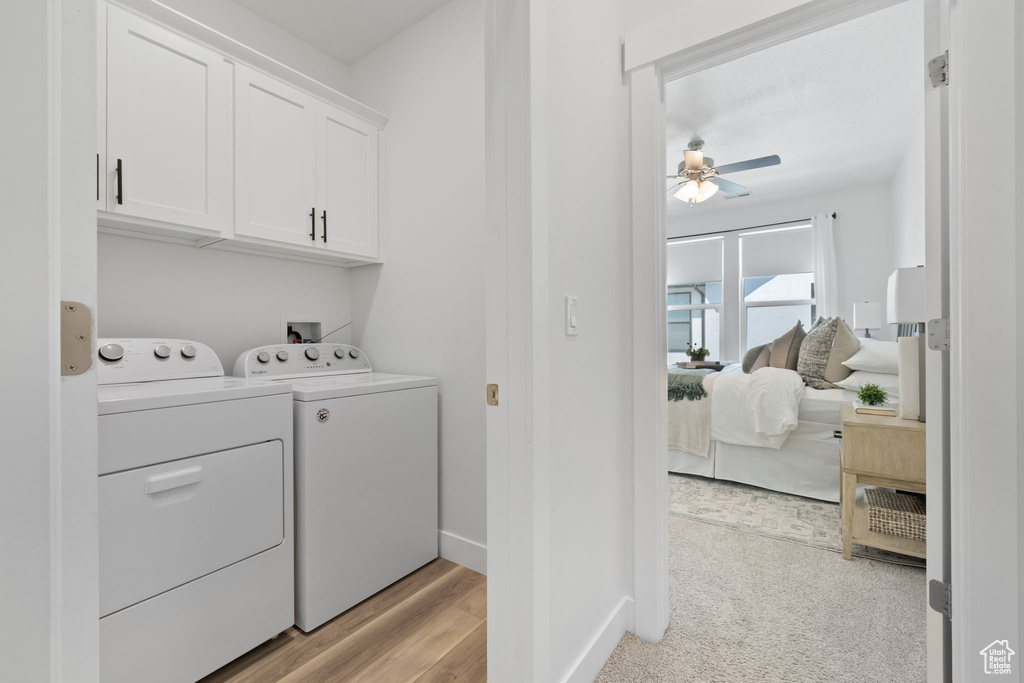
(565, 295, 578, 336)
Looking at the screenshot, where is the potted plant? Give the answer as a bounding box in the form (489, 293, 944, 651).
(685, 343, 711, 364)
(857, 383, 888, 406)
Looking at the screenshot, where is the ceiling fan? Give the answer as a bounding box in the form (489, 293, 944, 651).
(668, 140, 781, 205)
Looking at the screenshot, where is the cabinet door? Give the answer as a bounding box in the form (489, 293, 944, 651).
(235, 65, 318, 247)
(317, 103, 379, 258)
(105, 6, 230, 232)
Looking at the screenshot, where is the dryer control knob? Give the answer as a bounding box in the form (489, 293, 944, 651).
(180, 345, 196, 359)
(276, 350, 289, 362)
(349, 349, 360, 359)
(305, 347, 320, 361)
(154, 345, 171, 359)
(99, 343, 124, 362)
(334, 348, 347, 359)
(256, 351, 271, 364)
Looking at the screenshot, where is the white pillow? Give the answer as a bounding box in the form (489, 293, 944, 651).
(842, 339, 899, 374)
(835, 371, 900, 398)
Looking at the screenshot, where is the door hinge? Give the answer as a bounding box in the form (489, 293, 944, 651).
(61, 301, 93, 376)
(928, 50, 949, 88)
(928, 318, 950, 351)
(929, 579, 952, 620)
(486, 383, 499, 406)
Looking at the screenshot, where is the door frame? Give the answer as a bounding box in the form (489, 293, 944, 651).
(485, 1, 551, 681)
(1, 0, 100, 680)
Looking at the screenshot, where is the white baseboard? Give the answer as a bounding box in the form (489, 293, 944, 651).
(561, 596, 635, 683)
(439, 530, 487, 575)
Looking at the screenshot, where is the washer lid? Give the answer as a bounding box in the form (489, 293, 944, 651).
(98, 376, 292, 415)
(288, 372, 437, 401)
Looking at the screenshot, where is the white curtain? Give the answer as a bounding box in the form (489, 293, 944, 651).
(811, 212, 838, 319)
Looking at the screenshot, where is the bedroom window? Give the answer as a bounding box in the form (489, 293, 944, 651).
(740, 226, 815, 351)
(667, 237, 723, 362)
(667, 224, 816, 362)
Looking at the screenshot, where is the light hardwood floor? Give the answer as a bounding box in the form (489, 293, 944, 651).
(201, 559, 486, 683)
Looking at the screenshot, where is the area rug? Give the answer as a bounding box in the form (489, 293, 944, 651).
(669, 473, 925, 567)
(596, 516, 927, 683)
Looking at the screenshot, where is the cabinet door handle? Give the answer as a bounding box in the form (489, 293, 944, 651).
(96, 153, 100, 201)
(321, 210, 327, 243)
(115, 158, 123, 205)
(309, 207, 316, 241)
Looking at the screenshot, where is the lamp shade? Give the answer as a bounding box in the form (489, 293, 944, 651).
(887, 266, 928, 323)
(853, 301, 882, 330)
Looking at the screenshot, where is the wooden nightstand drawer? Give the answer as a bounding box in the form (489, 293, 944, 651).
(843, 423, 926, 481)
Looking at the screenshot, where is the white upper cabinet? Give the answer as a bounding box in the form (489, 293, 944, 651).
(234, 65, 318, 248)
(102, 5, 230, 233)
(97, 2, 385, 266)
(317, 104, 379, 259)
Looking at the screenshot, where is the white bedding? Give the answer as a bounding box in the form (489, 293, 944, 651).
(668, 370, 856, 502)
(710, 366, 806, 449)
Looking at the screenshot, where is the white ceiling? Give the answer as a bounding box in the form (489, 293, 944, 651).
(665, 1, 923, 226)
(233, 0, 455, 65)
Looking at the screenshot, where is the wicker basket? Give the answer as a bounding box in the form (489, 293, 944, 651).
(865, 488, 926, 542)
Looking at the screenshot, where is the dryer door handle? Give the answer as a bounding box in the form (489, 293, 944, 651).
(145, 466, 204, 494)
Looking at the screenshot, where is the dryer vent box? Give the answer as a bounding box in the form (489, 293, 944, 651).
(283, 319, 322, 344)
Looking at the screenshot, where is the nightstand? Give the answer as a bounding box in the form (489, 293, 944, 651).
(839, 404, 926, 560)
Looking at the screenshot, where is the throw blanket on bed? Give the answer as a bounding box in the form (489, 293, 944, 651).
(667, 368, 714, 401)
(710, 367, 806, 449)
(667, 365, 806, 455)
(667, 372, 717, 456)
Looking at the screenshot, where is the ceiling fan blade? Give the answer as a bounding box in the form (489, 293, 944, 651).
(714, 154, 781, 175)
(708, 176, 747, 195)
(667, 181, 684, 193)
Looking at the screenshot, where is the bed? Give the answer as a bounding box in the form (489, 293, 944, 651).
(668, 364, 858, 502)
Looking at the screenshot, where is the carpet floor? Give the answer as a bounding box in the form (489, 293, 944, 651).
(596, 515, 927, 682)
(669, 473, 925, 567)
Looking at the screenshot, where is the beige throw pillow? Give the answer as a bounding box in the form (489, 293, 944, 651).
(824, 318, 859, 385)
(768, 322, 806, 371)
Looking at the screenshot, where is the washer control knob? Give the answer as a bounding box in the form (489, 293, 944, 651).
(305, 347, 320, 361)
(256, 351, 271, 364)
(154, 345, 171, 359)
(276, 350, 289, 362)
(98, 343, 124, 362)
(180, 345, 196, 359)
(334, 348, 347, 359)
(349, 349, 360, 359)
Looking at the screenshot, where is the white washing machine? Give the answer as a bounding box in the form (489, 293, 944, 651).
(234, 343, 438, 632)
(97, 339, 294, 683)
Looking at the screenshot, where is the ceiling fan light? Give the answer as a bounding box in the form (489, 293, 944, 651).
(683, 149, 704, 171)
(696, 179, 720, 202)
(675, 179, 700, 201)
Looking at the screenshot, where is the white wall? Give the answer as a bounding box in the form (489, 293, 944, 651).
(97, 235, 353, 369)
(346, 0, 487, 572)
(669, 182, 899, 340)
(540, 0, 634, 679)
(156, 0, 351, 93)
(891, 122, 926, 267)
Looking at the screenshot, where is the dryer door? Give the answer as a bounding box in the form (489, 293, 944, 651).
(99, 440, 284, 616)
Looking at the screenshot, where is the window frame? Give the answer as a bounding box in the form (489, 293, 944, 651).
(667, 223, 816, 362)
(666, 235, 724, 360)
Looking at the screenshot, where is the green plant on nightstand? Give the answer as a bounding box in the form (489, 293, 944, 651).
(857, 383, 889, 406)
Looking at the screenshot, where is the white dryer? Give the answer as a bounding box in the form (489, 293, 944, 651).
(234, 343, 438, 632)
(97, 339, 294, 683)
